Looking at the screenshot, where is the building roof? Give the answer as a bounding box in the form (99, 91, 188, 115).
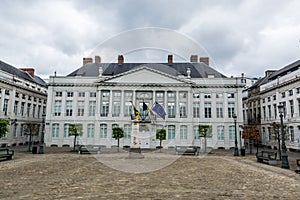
(67, 62, 227, 78)
(0, 60, 46, 86)
(267, 59, 300, 81)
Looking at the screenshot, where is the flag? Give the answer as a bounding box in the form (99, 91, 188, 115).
(152, 102, 166, 120)
(130, 101, 140, 120)
(143, 102, 154, 115)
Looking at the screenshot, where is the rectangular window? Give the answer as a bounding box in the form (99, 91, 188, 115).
(124, 101, 132, 117)
(281, 92, 286, 98)
(21, 102, 25, 116)
(102, 91, 110, 97)
(167, 92, 175, 98)
(167, 103, 175, 118)
(193, 93, 200, 98)
(64, 124, 69, 138)
(124, 124, 131, 139)
(229, 125, 235, 140)
(77, 101, 84, 116)
(216, 103, 223, 118)
(78, 92, 85, 97)
(268, 105, 271, 119)
(216, 93, 223, 98)
(193, 102, 200, 118)
(27, 103, 31, 117)
(289, 90, 293, 96)
(52, 124, 59, 138)
(3, 99, 9, 115)
(113, 91, 121, 97)
(67, 92, 73, 97)
(193, 126, 200, 139)
(204, 93, 211, 99)
(101, 101, 109, 117)
(228, 102, 235, 118)
(87, 124, 95, 138)
(55, 92, 62, 97)
(179, 92, 187, 99)
(204, 102, 212, 118)
(32, 104, 36, 118)
(263, 106, 266, 120)
(5, 89, 10, 95)
(179, 102, 187, 118)
(88, 101, 96, 116)
(227, 93, 235, 98)
(37, 105, 41, 118)
(267, 97, 271, 102)
(66, 100, 73, 116)
(90, 92, 96, 97)
(54, 100, 62, 116)
(100, 124, 107, 138)
(168, 125, 175, 139)
(290, 100, 294, 117)
(180, 125, 187, 140)
(273, 95, 276, 101)
(290, 126, 294, 142)
(14, 101, 18, 115)
(113, 102, 121, 117)
(297, 88, 300, 94)
(298, 99, 300, 117)
(273, 104, 277, 119)
(217, 125, 224, 141)
(156, 92, 164, 98)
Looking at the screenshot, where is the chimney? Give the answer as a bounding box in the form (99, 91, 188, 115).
(168, 55, 173, 65)
(20, 68, 35, 77)
(190, 55, 198, 62)
(95, 56, 101, 63)
(265, 70, 276, 77)
(118, 55, 124, 65)
(83, 57, 93, 65)
(200, 57, 209, 66)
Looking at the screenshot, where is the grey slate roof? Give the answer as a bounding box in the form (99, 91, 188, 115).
(0, 60, 46, 86)
(267, 59, 300, 81)
(67, 62, 227, 78)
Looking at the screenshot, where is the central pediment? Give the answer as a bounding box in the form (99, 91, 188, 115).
(101, 66, 189, 84)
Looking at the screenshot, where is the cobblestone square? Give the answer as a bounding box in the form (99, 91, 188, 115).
(0, 148, 299, 200)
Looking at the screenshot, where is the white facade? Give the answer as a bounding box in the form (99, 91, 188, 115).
(45, 63, 245, 149)
(260, 67, 300, 150)
(0, 64, 47, 147)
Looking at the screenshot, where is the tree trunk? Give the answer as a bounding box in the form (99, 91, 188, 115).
(28, 134, 32, 152)
(73, 135, 77, 151)
(117, 138, 120, 152)
(160, 139, 162, 152)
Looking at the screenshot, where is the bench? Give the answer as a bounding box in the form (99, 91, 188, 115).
(295, 159, 300, 174)
(78, 145, 101, 154)
(0, 148, 14, 161)
(256, 151, 277, 165)
(175, 146, 198, 156)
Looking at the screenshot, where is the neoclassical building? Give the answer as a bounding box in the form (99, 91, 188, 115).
(45, 55, 245, 149)
(0, 60, 47, 147)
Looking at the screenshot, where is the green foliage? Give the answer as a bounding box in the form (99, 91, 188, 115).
(0, 119, 9, 138)
(270, 122, 289, 140)
(69, 124, 83, 137)
(112, 126, 124, 140)
(198, 124, 212, 137)
(156, 128, 166, 141)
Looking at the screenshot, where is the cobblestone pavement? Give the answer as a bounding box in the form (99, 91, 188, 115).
(0, 148, 299, 200)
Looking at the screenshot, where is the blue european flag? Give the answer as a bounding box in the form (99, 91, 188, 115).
(152, 102, 166, 120)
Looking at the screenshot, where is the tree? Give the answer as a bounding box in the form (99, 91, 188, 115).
(23, 123, 40, 152)
(270, 122, 289, 160)
(112, 126, 124, 152)
(0, 119, 9, 138)
(156, 128, 166, 152)
(242, 125, 260, 154)
(69, 124, 83, 151)
(198, 124, 212, 153)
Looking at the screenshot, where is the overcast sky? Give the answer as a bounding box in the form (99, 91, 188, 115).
(1, 0, 300, 79)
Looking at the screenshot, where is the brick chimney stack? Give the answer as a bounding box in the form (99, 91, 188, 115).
(118, 55, 124, 65)
(168, 55, 173, 65)
(83, 57, 93, 65)
(265, 70, 276, 77)
(190, 55, 198, 62)
(20, 68, 35, 77)
(95, 56, 101, 63)
(200, 57, 209, 66)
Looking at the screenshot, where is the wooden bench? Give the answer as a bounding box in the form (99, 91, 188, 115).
(0, 148, 14, 161)
(256, 151, 277, 165)
(175, 146, 198, 156)
(78, 145, 101, 154)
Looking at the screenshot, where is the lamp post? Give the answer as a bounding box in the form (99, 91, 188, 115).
(233, 114, 239, 156)
(278, 103, 289, 169)
(39, 113, 46, 154)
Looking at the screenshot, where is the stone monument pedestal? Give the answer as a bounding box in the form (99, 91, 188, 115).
(127, 120, 144, 159)
(128, 148, 144, 159)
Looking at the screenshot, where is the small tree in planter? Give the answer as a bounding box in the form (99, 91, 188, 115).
(112, 126, 124, 152)
(0, 118, 9, 138)
(23, 123, 40, 152)
(156, 128, 166, 152)
(69, 124, 83, 152)
(198, 124, 212, 153)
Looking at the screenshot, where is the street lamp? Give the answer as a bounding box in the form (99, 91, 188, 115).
(233, 114, 239, 156)
(39, 113, 46, 154)
(278, 103, 290, 169)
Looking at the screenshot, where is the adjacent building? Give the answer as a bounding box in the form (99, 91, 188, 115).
(243, 59, 300, 150)
(0, 60, 47, 147)
(45, 55, 245, 149)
